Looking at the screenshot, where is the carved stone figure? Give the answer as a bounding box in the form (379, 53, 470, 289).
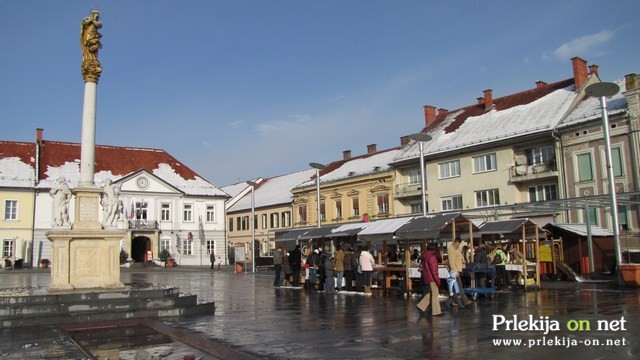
(50, 177, 72, 227)
(80, 11, 103, 82)
(101, 178, 121, 227)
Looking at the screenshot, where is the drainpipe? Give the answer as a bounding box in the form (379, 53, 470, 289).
(552, 129, 570, 222)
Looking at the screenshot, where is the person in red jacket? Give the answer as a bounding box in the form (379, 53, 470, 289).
(416, 244, 442, 316)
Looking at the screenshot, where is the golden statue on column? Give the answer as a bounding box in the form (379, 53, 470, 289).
(81, 10, 102, 83)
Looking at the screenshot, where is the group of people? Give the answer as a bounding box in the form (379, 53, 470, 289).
(272, 244, 377, 294)
(417, 238, 523, 317)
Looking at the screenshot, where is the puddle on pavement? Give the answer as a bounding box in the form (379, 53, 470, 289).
(61, 322, 217, 360)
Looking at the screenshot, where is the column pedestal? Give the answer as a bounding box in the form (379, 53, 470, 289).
(46, 229, 125, 291)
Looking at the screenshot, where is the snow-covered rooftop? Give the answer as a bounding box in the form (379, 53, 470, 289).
(229, 169, 315, 212)
(393, 81, 578, 163)
(557, 78, 628, 129)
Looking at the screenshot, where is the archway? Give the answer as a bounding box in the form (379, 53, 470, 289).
(131, 236, 151, 263)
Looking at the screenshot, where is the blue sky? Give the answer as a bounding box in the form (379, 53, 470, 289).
(1, 1, 638, 187)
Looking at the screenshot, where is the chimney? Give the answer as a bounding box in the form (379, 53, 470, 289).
(625, 73, 638, 91)
(536, 81, 547, 89)
(423, 105, 436, 126)
(343, 150, 352, 160)
(437, 108, 448, 117)
(400, 136, 411, 146)
(572, 57, 588, 90)
(36, 128, 43, 145)
(367, 144, 377, 154)
(589, 64, 599, 76)
(477, 97, 485, 105)
(483, 89, 493, 109)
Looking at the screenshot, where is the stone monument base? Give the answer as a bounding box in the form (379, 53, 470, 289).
(46, 230, 126, 291)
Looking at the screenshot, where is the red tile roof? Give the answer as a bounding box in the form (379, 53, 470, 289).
(0, 141, 36, 167)
(38, 141, 201, 181)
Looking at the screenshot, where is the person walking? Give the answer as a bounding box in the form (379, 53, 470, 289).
(355, 246, 364, 292)
(334, 245, 345, 291)
(324, 254, 336, 294)
(210, 252, 216, 270)
(359, 245, 375, 294)
(289, 245, 302, 287)
(416, 244, 442, 316)
(443, 270, 465, 310)
(448, 238, 472, 305)
(273, 246, 284, 287)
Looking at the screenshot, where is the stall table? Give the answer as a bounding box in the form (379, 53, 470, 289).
(461, 268, 495, 299)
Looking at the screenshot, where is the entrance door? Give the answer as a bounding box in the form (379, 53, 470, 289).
(132, 236, 151, 263)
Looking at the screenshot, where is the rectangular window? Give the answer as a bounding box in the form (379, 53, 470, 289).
(618, 205, 628, 229)
(320, 202, 326, 221)
(577, 153, 593, 181)
(206, 205, 215, 222)
(136, 202, 148, 220)
(206, 240, 215, 255)
(473, 153, 497, 173)
(526, 146, 554, 166)
(183, 204, 193, 222)
(281, 211, 291, 227)
(408, 169, 420, 184)
(3, 239, 13, 257)
(441, 195, 463, 211)
(228, 218, 234, 232)
(587, 207, 598, 226)
(298, 205, 307, 222)
(161, 238, 171, 251)
(182, 239, 192, 255)
(236, 217, 241, 230)
(241, 216, 249, 231)
(612, 147, 623, 177)
(161, 203, 171, 221)
(262, 214, 268, 229)
(439, 160, 461, 179)
(254, 215, 258, 229)
(270, 213, 279, 228)
(4, 200, 18, 220)
(335, 200, 342, 218)
(377, 193, 389, 214)
(352, 197, 360, 217)
(528, 184, 558, 202)
(475, 189, 500, 207)
(410, 202, 422, 215)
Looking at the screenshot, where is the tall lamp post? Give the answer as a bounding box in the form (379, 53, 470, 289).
(409, 133, 432, 217)
(247, 180, 259, 273)
(309, 162, 326, 228)
(585, 82, 622, 284)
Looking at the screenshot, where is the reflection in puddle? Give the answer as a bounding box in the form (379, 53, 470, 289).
(64, 323, 216, 359)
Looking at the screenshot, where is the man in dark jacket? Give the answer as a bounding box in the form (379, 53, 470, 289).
(343, 247, 356, 291)
(474, 242, 489, 288)
(289, 245, 302, 286)
(416, 244, 442, 316)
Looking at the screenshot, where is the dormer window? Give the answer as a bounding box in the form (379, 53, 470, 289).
(373, 166, 381, 172)
(348, 171, 355, 176)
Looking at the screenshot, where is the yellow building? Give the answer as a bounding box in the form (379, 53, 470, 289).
(0, 141, 36, 267)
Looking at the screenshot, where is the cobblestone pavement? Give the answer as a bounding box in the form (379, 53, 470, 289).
(1, 266, 639, 359)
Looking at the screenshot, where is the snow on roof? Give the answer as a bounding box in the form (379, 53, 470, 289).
(393, 81, 578, 163)
(1, 137, 226, 197)
(228, 169, 315, 212)
(557, 78, 628, 129)
(295, 148, 402, 188)
(0, 142, 35, 188)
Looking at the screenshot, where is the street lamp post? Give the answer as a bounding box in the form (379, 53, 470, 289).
(247, 181, 259, 273)
(585, 82, 622, 284)
(309, 162, 326, 228)
(409, 133, 432, 217)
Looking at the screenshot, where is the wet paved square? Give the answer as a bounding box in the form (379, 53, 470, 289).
(1, 267, 638, 359)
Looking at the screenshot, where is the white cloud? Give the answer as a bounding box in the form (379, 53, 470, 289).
(254, 114, 312, 136)
(228, 120, 245, 128)
(552, 29, 614, 60)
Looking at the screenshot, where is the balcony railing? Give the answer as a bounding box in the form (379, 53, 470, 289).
(509, 161, 558, 183)
(128, 220, 159, 230)
(394, 182, 422, 198)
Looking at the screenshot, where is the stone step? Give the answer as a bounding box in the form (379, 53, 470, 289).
(0, 287, 214, 328)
